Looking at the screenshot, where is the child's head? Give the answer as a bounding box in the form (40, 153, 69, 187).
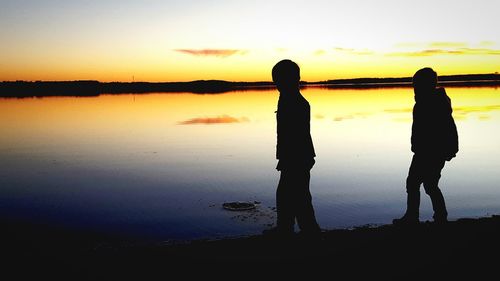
(272, 59, 300, 93)
(413, 67, 438, 94)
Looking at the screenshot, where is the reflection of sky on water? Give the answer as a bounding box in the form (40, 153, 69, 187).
(333, 112, 373, 122)
(453, 105, 500, 121)
(0, 87, 499, 241)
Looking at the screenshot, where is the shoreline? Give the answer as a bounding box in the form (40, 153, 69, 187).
(1, 73, 499, 97)
(4, 214, 500, 278)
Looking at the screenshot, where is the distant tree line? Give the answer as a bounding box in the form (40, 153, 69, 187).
(1, 73, 499, 97)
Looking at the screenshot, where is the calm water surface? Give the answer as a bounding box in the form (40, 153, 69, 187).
(1, 87, 499, 241)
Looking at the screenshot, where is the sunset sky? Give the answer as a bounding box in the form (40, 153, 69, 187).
(1, 0, 499, 82)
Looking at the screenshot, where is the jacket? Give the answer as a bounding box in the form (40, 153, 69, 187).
(411, 87, 459, 160)
(276, 93, 316, 169)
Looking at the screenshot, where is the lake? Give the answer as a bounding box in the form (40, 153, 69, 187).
(1, 86, 499, 241)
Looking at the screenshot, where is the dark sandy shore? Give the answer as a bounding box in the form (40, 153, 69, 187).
(4, 215, 500, 279)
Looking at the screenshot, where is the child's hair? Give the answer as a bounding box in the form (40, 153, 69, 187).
(272, 59, 300, 85)
(413, 67, 437, 89)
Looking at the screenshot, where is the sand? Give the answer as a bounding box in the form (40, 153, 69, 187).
(4, 215, 500, 279)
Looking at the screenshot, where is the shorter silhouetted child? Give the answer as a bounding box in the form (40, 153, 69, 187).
(264, 59, 321, 237)
(394, 67, 458, 225)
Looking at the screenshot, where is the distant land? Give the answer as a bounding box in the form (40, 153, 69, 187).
(1, 73, 499, 97)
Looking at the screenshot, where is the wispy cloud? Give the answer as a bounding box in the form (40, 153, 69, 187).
(480, 41, 495, 47)
(391, 41, 500, 56)
(388, 49, 462, 56)
(178, 115, 249, 125)
(394, 42, 425, 48)
(478, 115, 491, 121)
(387, 48, 500, 57)
(459, 48, 500, 55)
(429, 42, 468, 47)
(333, 47, 374, 55)
(334, 47, 354, 52)
(397, 41, 497, 48)
(174, 49, 247, 58)
(314, 49, 326, 56)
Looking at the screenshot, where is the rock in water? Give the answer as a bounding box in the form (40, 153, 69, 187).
(222, 202, 257, 211)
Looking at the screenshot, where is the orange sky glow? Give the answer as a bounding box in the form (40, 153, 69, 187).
(1, 0, 499, 82)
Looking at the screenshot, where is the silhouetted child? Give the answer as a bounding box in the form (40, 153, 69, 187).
(264, 59, 321, 237)
(394, 67, 458, 225)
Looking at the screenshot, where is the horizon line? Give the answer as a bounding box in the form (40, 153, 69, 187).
(2, 72, 499, 84)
